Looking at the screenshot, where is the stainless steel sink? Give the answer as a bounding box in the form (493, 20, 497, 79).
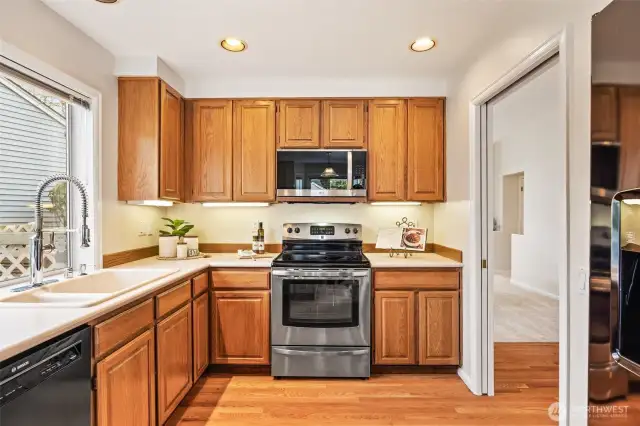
(0, 268, 178, 308)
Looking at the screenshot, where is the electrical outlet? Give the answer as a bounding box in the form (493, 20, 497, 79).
(138, 222, 153, 237)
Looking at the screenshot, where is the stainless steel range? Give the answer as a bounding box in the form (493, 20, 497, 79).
(271, 223, 371, 378)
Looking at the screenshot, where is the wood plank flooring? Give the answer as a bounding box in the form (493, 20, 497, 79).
(164, 343, 632, 425)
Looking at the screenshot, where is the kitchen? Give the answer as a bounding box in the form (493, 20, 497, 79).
(0, 0, 629, 425)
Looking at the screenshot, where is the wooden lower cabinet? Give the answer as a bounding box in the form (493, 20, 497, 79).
(212, 290, 270, 364)
(96, 329, 156, 426)
(418, 291, 459, 365)
(193, 292, 210, 380)
(374, 290, 459, 366)
(156, 304, 193, 424)
(374, 291, 416, 365)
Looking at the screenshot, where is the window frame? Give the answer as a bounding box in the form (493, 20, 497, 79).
(0, 42, 102, 287)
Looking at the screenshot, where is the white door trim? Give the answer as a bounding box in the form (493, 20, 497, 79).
(469, 31, 570, 423)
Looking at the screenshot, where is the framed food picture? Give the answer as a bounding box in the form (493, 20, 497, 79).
(401, 228, 427, 251)
(375, 227, 428, 252)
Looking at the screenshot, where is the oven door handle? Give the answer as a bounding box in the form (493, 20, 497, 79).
(272, 270, 369, 278)
(273, 348, 369, 357)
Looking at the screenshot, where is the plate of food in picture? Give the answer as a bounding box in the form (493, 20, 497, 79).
(401, 228, 426, 251)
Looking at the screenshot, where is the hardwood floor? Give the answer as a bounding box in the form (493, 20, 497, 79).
(165, 343, 568, 425)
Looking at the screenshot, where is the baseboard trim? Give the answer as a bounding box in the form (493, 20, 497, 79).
(457, 367, 482, 396)
(103, 245, 159, 268)
(509, 278, 560, 301)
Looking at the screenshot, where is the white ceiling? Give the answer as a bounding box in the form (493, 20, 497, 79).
(41, 0, 567, 80)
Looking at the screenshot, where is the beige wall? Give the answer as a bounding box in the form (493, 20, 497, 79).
(433, 0, 613, 400)
(169, 203, 434, 245)
(0, 0, 166, 256)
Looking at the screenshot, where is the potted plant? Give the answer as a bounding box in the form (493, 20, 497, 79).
(158, 218, 195, 258)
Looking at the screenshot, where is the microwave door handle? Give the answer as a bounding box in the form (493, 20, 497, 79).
(273, 348, 369, 357)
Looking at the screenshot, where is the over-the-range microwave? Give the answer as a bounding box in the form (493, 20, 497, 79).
(277, 150, 366, 202)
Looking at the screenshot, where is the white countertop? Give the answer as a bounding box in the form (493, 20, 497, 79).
(0, 251, 460, 362)
(0, 253, 275, 362)
(366, 253, 462, 268)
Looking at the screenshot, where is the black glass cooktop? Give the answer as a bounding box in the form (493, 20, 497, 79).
(273, 239, 370, 268)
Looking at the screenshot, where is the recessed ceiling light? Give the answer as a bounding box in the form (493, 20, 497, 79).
(221, 38, 247, 52)
(95, 0, 119, 3)
(410, 37, 436, 52)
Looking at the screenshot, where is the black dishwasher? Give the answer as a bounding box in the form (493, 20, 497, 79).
(0, 326, 91, 426)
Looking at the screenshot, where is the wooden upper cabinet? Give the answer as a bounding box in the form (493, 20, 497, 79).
(278, 100, 321, 148)
(159, 81, 184, 201)
(322, 100, 366, 148)
(212, 290, 270, 364)
(190, 100, 233, 201)
(592, 85, 618, 141)
(418, 291, 459, 366)
(233, 100, 276, 202)
(618, 87, 640, 189)
(374, 291, 415, 365)
(96, 329, 156, 426)
(407, 99, 445, 201)
(118, 77, 184, 201)
(368, 100, 407, 201)
(156, 304, 193, 424)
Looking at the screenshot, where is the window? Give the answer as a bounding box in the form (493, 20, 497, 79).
(0, 61, 93, 286)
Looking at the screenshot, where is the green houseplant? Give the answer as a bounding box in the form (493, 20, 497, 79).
(159, 218, 194, 239)
(158, 218, 194, 258)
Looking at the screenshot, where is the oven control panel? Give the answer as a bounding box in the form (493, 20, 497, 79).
(283, 223, 362, 240)
(310, 225, 335, 236)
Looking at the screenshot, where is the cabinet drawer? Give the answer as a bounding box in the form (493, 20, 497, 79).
(94, 299, 154, 359)
(211, 270, 270, 289)
(192, 272, 209, 296)
(156, 281, 191, 318)
(374, 270, 459, 290)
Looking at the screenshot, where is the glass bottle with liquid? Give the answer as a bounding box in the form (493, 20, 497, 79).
(257, 222, 265, 254)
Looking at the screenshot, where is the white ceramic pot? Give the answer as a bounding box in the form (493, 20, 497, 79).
(176, 243, 188, 259)
(159, 236, 178, 258)
(184, 236, 199, 256)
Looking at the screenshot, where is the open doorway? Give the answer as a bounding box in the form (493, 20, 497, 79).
(489, 56, 561, 345)
(477, 50, 564, 410)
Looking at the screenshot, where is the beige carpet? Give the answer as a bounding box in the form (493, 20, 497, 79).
(494, 272, 559, 342)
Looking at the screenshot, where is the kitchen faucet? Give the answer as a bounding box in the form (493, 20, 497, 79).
(30, 174, 90, 287)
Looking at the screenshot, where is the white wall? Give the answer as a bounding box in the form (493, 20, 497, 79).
(185, 76, 447, 98)
(490, 59, 562, 297)
(433, 1, 613, 416)
(0, 0, 166, 256)
(169, 203, 434, 244)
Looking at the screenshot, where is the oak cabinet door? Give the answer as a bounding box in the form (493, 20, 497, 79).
(191, 100, 233, 201)
(591, 85, 618, 141)
(156, 304, 193, 424)
(374, 291, 416, 365)
(193, 292, 210, 380)
(618, 87, 640, 189)
(322, 100, 366, 148)
(233, 100, 276, 201)
(96, 329, 156, 426)
(418, 291, 459, 365)
(407, 99, 445, 201)
(159, 81, 184, 201)
(212, 290, 270, 364)
(278, 100, 321, 148)
(368, 100, 407, 201)
(117, 78, 161, 201)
